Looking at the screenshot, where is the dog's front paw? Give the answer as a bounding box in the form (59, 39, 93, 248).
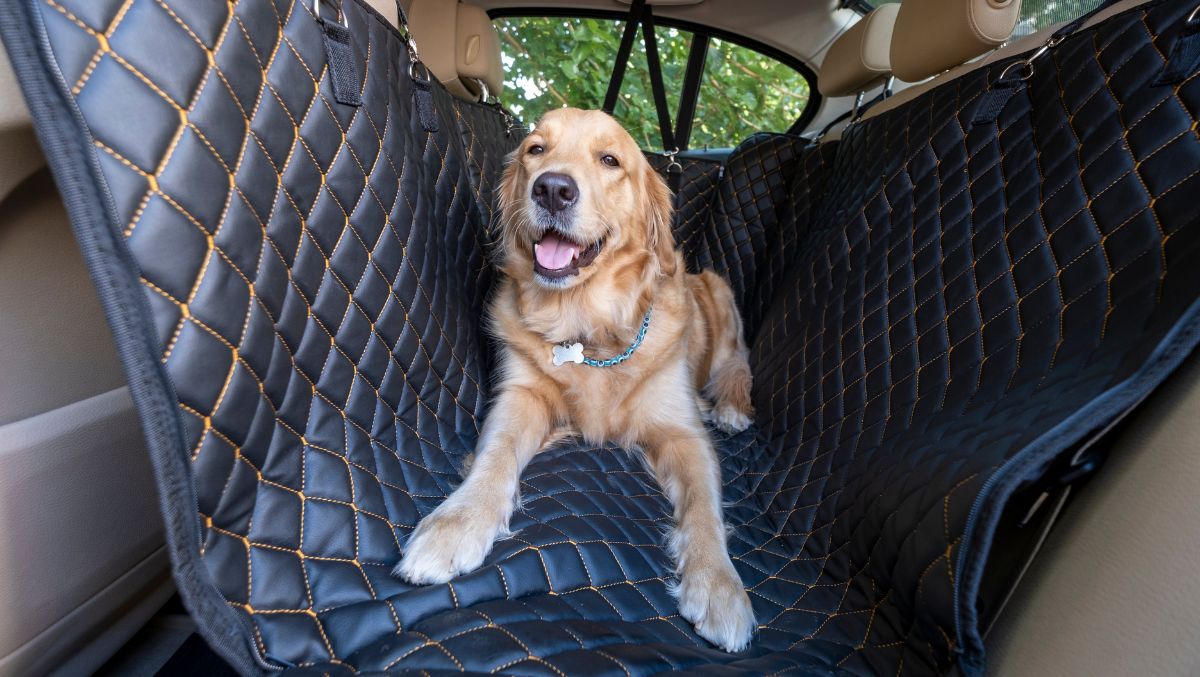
(676, 561, 756, 652)
(393, 504, 505, 585)
(711, 403, 752, 433)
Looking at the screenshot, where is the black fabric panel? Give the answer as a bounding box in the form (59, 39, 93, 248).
(649, 137, 840, 339)
(10, 0, 1200, 674)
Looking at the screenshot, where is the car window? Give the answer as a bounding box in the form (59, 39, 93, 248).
(493, 16, 684, 149)
(1012, 0, 1107, 36)
(689, 38, 811, 150)
(493, 16, 812, 150)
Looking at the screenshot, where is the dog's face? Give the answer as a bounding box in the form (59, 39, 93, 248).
(499, 108, 676, 290)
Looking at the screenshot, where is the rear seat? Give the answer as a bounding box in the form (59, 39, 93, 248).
(847, 0, 1200, 672)
(687, 6, 898, 336)
(4, 1, 1198, 676)
(409, 0, 520, 345)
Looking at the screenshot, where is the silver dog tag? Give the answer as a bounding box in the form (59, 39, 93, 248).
(552, 342, 584, 366)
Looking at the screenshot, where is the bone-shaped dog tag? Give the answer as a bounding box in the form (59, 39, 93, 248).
(552, 342, 584, 366)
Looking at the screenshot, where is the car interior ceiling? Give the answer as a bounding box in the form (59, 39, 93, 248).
(0, 0, 1197, 675)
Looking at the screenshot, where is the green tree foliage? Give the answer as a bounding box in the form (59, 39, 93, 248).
(494, 17, 811, 150)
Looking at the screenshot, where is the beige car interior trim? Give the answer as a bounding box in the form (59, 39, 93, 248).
(615, 0, 707, 6)
(987, 351, 1200, 676)
(0, 387, 167, 675)
(0, 171, 128, 424)
(6, 548, 173, 677)
(0, 43, 167, 675)
(363, 0, 400, 27)
(0, 42, 43, 200)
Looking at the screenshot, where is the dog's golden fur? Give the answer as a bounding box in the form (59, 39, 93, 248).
(395, 108, 755, 651)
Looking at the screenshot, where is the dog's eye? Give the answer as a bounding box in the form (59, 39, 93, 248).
(601, 154, 619, 167)
(528, 144, 544, 156)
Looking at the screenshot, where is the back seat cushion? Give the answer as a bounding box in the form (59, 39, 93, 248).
(6, 0, 1199, 674)
(688, 135, 839, 337)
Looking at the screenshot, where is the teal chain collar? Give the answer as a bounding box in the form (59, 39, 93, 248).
(551, 307, 653, 368)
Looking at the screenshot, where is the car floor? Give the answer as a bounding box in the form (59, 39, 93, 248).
(94, 597, 234, 677)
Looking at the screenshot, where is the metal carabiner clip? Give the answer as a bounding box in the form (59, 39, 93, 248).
(996, 32, 1064, 82)
(313, 0, 346, 28)
(663, 147, 683, 174)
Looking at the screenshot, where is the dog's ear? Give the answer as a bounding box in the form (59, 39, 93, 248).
(496, 149, 525, 261)
(643, 165, 677, 277)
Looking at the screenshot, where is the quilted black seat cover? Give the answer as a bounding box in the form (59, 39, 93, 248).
(5, 0, 1200, 674)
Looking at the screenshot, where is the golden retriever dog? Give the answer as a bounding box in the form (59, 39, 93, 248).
(394, 108, 756, 651)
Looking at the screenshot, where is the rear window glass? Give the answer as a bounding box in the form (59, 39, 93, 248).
(1013, 0, 1106, 36)
(493, 16, 812, 149)
(689, 38, 811, 150)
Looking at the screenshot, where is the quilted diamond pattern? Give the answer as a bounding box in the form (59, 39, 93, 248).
(14, 0, 1200, 674)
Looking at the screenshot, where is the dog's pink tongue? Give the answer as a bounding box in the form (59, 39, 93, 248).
(534, 231, 580, 270)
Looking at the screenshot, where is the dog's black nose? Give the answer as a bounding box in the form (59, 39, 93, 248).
(532, 172, 578, 214)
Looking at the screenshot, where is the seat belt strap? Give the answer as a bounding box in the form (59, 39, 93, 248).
(603, 0, 648, 114)
(642, 11, 676, 153)
(674, 35, 709, 152)
(640, 11, 684, 193)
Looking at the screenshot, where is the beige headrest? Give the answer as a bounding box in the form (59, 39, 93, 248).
(890, 0, 1022, 82)
(406, 0, 504, 102)
(455, 4, 504, 99)
(818, 4, 900, 98)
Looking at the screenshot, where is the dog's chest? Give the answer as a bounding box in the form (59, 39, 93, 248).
(551, 365, 643, 440)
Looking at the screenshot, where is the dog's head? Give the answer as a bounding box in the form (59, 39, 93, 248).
(498, 108, 676, 290)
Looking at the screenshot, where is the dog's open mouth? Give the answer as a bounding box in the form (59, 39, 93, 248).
(533, 229, 602, 279)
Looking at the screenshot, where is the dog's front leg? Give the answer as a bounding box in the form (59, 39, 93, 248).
(393, 387, 553, 585)
(645, 425, 755, 652)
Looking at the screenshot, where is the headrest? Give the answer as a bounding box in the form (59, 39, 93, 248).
(455, 3, 504, 100)
(891, 0, 1023, 82)
(407, 0, 503, 102)
(818, 4, 900, 98)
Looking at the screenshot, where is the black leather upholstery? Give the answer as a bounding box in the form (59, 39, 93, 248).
(9, 0, 1200, 674)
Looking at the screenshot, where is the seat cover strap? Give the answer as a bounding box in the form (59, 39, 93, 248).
(603, 0, 648, 115)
